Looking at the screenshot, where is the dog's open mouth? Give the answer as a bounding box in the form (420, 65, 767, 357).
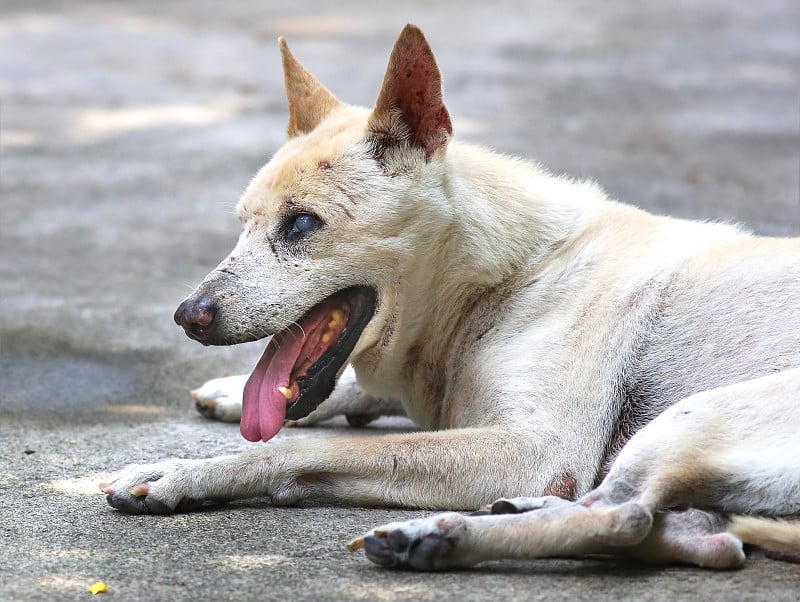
(240, 286, 376, 442)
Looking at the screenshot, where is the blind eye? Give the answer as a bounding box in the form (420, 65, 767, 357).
(287, 212, 323, 242)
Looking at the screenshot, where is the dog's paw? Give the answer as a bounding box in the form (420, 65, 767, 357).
(99, 459, 208, 514)
(191, 375, 247, 422)
(348, 512, 469, 570)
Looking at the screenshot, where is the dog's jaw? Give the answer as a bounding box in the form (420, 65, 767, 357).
(240, 286, 376, 442)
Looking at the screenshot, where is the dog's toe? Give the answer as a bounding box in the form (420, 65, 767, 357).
(105, 486, 158, 515)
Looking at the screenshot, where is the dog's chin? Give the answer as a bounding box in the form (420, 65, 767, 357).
(239, 286, 377, 441)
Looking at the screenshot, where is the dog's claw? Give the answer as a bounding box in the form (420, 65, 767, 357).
(129, 483, 150, 497)
(346, 537, 365, 552)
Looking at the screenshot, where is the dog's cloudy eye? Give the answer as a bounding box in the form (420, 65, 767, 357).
(286, 212, 323, 242)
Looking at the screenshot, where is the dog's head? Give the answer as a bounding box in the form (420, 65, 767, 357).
(174, 25, 453, 442)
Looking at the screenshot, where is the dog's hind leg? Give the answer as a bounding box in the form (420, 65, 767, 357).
(352, 368, 800, 569)
(598, 367, 800, 517)
(625, 509, 745, 568)
(473, 499, 745, 567)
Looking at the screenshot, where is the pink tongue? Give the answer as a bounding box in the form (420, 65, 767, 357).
(240, 336, 299, 442)
(240, 308, 334, 442)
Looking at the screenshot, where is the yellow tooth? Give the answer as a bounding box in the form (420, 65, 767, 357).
(278, 386, 293, 400)
(321, 331, 333, 344)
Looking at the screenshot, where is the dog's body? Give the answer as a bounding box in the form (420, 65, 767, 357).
(102, 26, 800, 569)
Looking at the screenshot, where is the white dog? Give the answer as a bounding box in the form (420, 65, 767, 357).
(102, 25, 799, 569)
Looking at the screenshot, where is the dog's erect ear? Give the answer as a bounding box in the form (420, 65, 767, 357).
(368, 25, 452, 161)
(279, 37, 341, 138)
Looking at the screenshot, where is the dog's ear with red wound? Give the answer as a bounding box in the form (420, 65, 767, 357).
(368, 25, 452, 161)
(279, 37, 341, 138)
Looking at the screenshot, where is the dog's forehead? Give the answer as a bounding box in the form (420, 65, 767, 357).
(238, 107, 369, 218)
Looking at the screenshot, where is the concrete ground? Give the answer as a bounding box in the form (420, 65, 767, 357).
(1, 1, 798, 600)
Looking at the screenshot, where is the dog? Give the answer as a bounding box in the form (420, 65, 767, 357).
(101, 24, 800, 569)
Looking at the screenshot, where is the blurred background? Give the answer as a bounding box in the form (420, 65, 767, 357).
(1, 1, 798, 600)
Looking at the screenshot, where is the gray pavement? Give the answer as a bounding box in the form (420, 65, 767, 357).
(1, 1, 799, 600)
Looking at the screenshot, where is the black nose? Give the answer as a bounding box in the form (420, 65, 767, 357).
(174, 296, 217, 342)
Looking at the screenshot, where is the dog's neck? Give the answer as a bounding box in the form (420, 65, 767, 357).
(355, 142, 605, 419)
(441, 143, 604, 281)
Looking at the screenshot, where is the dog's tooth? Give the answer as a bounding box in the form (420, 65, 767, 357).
(321, 331, 333, 344)
(278, 386, 293, 400)
(328, 309, 345, 330)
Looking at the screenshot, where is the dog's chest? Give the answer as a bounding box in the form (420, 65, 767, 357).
(398, 344, 447, 429)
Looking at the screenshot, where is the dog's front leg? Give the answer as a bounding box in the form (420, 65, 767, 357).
(101, 428, 545, 514)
